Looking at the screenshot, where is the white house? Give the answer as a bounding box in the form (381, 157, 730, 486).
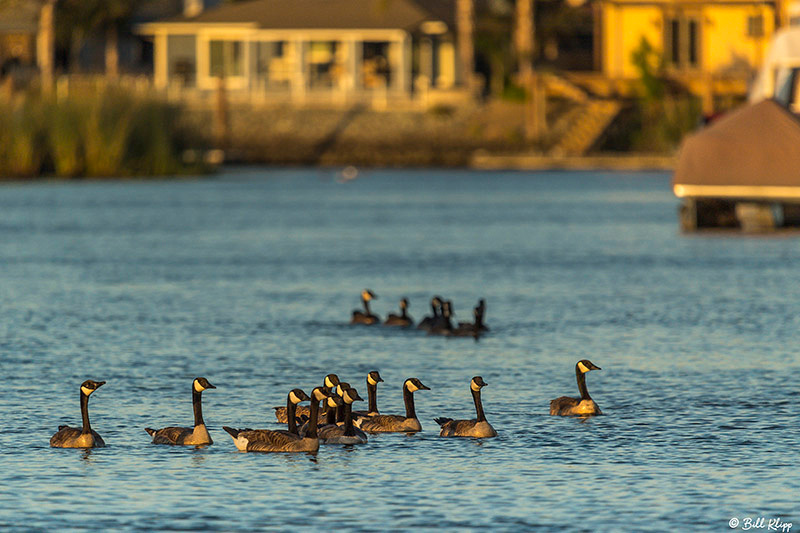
(136, 0, 464, 102)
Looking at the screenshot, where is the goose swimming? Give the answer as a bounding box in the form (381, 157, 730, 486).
(351, 289, 380, 325)
(355, 378, 429, 433)
(549, 360, 602, 416)
(417, 296, 442, 331)
(384, 298, 414, 327)
(50, 379, 106, 449)
(352, 370, 383, 419)
(145, 377, 216, 445)
(275, 373, 339, 423)
(435, 376, 496, 438)
(318, 387, 368, 444)
(224, 387, 336, 453)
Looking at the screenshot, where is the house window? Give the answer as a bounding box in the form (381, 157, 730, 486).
(209, 40, 243, 78)
(665, 14, 700, 69)
(747, 15, 764, 38)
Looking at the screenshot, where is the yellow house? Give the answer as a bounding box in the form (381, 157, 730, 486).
(594, 0, 791, 107)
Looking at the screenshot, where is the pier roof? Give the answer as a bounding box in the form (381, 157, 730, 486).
(673, 100, 800, 200)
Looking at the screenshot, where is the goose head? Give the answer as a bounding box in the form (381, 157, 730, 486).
(431, 296, 442, 308)
(342, 387, 363, 404)
(80, 380, 106, 397)
(323, 374, 340, 388)
(403, 378, 430, 393)
(400, 298, 409, 310)
(193, 377, 216, 392)
(288, 388, 310, 405)
(335, 382, 351, 397)
(470, 376, 488, 392)
(367, 371, 383, 386)
(576, 360, 601, 373)
(326, 395, 344, 409)
(361, 289, 377, 302)
(310, 386, 331, 402)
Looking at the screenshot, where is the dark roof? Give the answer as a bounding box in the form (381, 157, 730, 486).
(0, 1, 39, 34)
(673, 100, 800, 189)
(162, 0, 449, 31)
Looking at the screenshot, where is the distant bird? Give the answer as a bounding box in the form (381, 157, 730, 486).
(50, 379, 106, 448)
(451, 299, 489, 339)
(435, 376, 497, 438)
(318, 387, 368, 444)
(549, 360, 602, 416)
(351, 289, 381, 325)
(429, 300, 454, 335)
(459, 299, 488, 333)
(275, 374, 339, 423)
(417, 296, 442, 331)
(145, 377, 216, 445)
(224, 387, 337, 453)
(352, 370, 383, 419)
(356, 378, 430, 433)
(384, 298, 414, 327)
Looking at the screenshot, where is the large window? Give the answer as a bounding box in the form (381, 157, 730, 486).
(209, 40, 243, 78)
(664, 14, 700, 69)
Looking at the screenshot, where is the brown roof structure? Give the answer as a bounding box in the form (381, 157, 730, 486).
(673, 100, 800, 198)
(164, 0, 446, 31)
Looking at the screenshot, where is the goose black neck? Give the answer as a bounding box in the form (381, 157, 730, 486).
(367, 382, 378, 413)
(403, 386, 417, 419)
(363, 298, 372, 316)
(432, 303, 439, 317)
(80, 390, 92, 434)
(192, 388, 205, 426)
(576, 367, 591, 400)
(401, 307, 408, 319)
(472, 388, 486, 423)
(286, 397, 297, 434)
(306, 399, 320, 439)
(325, 403, 336, 425)
(336, 402, 346, 423)
(343, 403, 355, 436)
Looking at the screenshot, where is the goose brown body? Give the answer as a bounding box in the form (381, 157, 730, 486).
(436, 376, 496, 438)
(50, 380, 106, 449)
(145, 377, 216, 445)
(355, 378, 429, 433)
(224, 387, 334, 452)
(549, 360, 602, 416)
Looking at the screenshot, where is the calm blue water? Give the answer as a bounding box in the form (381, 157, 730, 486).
(0, 168, 797, 532)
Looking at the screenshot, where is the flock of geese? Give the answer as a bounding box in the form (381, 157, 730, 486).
(351, 290, 489, 338)
(50, 360, 603, 450)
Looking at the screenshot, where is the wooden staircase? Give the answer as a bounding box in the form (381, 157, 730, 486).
(548, 99, 622, 156)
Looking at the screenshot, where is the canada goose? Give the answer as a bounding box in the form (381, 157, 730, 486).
(145, 377, 216, 445)
(355, 378, 430, 433)
(429, 300, 454, 335)
(222, 388, 310, 446)
(223, 387, 336, 453)
(318, 387, 368, 444)
(352, 370, 383, 418)
(275, 373, 339, 423)
(351, 289, 380, 325)
(550, 360, 602, 416)
(384, 298, 414, 327)
(417, 296, 442, 331)
(50, 380, 106, 448)
(297, 393, 343, 437)
(454, 299, 489, 336)
(435, 376, 497, 438)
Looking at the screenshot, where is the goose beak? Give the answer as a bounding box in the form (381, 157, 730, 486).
(96, 381, 106, 388)
(590, 363, 601, 371)
(419, 382, 431, 391)
(206, 382, 217, 389)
